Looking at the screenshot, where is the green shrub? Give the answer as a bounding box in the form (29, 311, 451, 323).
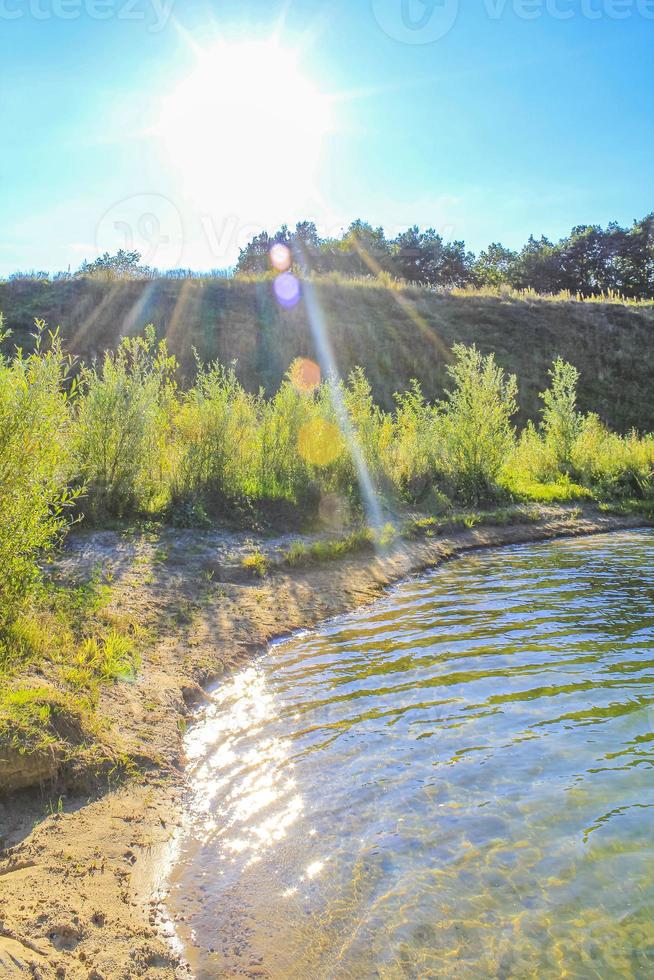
(504, 475, 592, 504)
(341, 368, 385, 481)
(0, 319, 78, 631)
(258, 376, 319, 501)
(435, 344, 518, 504)
(171, 362, 259, 509)
(2, 319, 652, 583)
(241, 547, 268, 577)
(540, 357, 582, 475)
(572, 416, 654, 499)
(387, 380, 440, 502)
(73, 325, 176, 518)
(507, 359, 654, 503)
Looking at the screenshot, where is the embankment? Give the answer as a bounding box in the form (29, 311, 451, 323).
(1, 277, 653, 429)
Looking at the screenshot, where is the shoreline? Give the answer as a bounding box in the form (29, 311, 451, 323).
(0, 506, 650, 979)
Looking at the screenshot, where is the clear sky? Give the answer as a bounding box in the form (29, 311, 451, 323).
(1, 0, 652, 274)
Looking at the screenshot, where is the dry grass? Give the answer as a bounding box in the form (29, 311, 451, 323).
(2, 276, 653, 432)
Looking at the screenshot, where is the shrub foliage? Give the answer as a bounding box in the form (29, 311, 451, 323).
(0, 318, 78, 629)
(1, 321, 653, 641)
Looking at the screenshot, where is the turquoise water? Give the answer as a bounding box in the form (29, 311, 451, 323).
(168, 530, 654, 978)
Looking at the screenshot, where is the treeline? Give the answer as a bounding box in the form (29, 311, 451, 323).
(4, 250, 232, 284)
(2, 317, 653, 634)
(5, 213, 652, 300)
(236, 213, 654, 299)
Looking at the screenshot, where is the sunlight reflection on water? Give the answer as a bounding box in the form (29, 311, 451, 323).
(168, 530, 654, 978)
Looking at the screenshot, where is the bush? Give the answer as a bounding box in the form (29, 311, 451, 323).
(572, 416, 654, 499)
(507, 359, 654, 504)
(436, 344, 518, 504)
(3, 319, 652, 578)
(258, 375, 321, 501)
(73, 325, 176, 518)
(540, 357, 582, 475)
(170, 362, 259, 511)
(0, 319, 78, 630)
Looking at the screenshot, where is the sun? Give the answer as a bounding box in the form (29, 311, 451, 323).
(157, 39, 333, 219)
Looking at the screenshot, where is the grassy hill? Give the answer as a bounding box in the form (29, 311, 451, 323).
(1, 276, 653, 430)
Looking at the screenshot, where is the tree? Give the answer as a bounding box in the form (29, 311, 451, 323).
(235, 223, 322, 275)
(439, 240, 476, 288)
(290, 222, 323, 273)
(78, 249, 147, 280)
(235, 231, 276, 275)
(232, 212, 654, 298)
(392, 227, 474, 287)
(615, 213, 654, 298)
(557, 224, 620, 295)
(511, 236, 562, 293)
(474, 243, 518, 288)
(335, 220, 393, 277)
(393, 226, 437, 283)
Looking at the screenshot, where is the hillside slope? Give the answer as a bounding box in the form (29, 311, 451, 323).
(1, 277, 652, 429)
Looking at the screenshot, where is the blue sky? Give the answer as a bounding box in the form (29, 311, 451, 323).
(1, 0, 652, 274)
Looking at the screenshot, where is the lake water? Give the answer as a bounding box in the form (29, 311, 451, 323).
(167, 530, 654, 978)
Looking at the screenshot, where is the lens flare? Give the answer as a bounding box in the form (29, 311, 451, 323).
(274, 272, 301, 309)
(290, 358, 321, 392)
(270, 243, 292, 272)
(300, 279, 384, 529)
(297, 419, 342, 467)
(318, 492, 349, 529)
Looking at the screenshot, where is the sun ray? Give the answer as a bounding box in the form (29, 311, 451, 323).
(348, 237, 452, 363)
(69, 282, 123, 350)
(295, 247, 384, 532)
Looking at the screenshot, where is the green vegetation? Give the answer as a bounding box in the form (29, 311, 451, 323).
(281, 524, 398, 568)
(2, 278, 653, 434)
(436, 344, 518, 504)
(1, 316, 652, 780)
(405, 505, 544, 539)
(8, 211, 653, 298)
(0, 568, 142, 776)
(0, 317, 79, 631)
(241, 547, 269, 578)
(234, 213, 654, 301)
(27, 212, 649, 300)
(1, 321, 652, 544)
(73, 325, 177, 519)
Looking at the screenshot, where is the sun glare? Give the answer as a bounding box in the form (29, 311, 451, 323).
(158, 40, 333, 214)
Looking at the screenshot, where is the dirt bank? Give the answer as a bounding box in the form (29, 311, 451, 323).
(0, 507, 649, 978)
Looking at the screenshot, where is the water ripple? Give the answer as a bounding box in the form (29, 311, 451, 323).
(168, 530, 654, 979)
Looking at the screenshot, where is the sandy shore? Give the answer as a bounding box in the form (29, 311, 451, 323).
(0, 507, 648, 979)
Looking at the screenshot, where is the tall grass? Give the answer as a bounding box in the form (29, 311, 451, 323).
(1, 321, 653, 646)
(451, 284, 654, 307)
